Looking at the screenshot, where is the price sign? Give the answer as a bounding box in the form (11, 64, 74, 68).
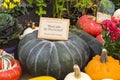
(96, 12, 111, 23)
(38, 17, 70, 40)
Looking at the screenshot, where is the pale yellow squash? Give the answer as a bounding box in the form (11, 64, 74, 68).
(29, 76, 56, 80)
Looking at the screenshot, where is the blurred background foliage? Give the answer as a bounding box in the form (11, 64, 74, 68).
(111, 0, 120, 9)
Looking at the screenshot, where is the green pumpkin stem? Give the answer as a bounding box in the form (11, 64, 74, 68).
(100, 48, 108, 63)
(73, 64, 81, 79)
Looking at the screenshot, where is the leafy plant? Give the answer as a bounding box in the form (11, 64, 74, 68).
(26, 0, 117, 26)
(35, 0, 47, 17)
(63, 0, 96, 25)
(2, 0, 28, 17)
(25, 0, 34, 4)
(0, 0, 27, 44)
(0, 0, 3, 8)
(111, 0, 120, 9)
(73, 0, 93, 15)
(25, 0, 47, 17)
(51, 0, 97, 26)
(26, 0, 96, 18)
(102, 18, 120, 59)
(52, 0, 94, 18)
(52, 0, 66, 18)
(0, 13, 14, 31)
(0, 13, 23, 44)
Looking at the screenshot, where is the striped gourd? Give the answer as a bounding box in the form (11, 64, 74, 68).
(99, 0, 115, 15)
(18, 30, 90, 80)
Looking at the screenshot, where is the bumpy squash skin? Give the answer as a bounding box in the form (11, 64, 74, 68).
(85, 55, 120, 80)
(18, 30, 90, 80)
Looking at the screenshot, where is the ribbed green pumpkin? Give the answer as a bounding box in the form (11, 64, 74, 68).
(70, 29, 103, 56)
(18, 30, 90, 80)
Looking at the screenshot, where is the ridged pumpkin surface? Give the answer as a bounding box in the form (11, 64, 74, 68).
(70, 29, 103, 56)
(18, 30, 90, 80)
(85, 55, 120, 80)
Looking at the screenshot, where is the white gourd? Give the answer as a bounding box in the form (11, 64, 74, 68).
(20, 27, 38, 39)
(64, 64, 92, 80)
(113, 9, 120, 20)
(19, 22, 39, 39)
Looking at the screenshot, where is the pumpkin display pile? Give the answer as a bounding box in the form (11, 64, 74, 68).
(0, 49, 22, 80)
(1, 0, 120, 79)
(85, 49, 120, 80)
(18, 30, 91, 80)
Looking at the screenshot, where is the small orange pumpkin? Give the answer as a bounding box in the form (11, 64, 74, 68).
(85, 49, 120, 80)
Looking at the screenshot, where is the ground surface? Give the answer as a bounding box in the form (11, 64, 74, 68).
(19, 70, 32, 80)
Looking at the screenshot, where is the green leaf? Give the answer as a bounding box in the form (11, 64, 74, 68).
(35, 7, 46, 16)
(26, 0, 34, 4)
(0, 0, 3, 7)
(57, 0, 64, 2)
(0, 13, 15, 31)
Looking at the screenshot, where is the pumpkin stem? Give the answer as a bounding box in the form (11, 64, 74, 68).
(31, 22, 36, 29)
(73, 64, 81, 79)
(100, 48, 108, 63)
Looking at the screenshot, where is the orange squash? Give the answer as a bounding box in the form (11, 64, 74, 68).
(85, 49, 120, 80)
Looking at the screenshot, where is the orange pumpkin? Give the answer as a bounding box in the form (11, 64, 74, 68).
(85, 49, 120, 80)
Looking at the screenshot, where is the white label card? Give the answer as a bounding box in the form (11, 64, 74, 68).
(38, 17, 70, 40)
(96, 12, 111, 23)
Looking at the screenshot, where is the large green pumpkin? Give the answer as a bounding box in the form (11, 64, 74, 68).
(70, 29, 103, 57)
(18, 30, 90, 80)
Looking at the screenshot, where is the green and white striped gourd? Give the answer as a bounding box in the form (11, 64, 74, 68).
(99, 0, 115, 15)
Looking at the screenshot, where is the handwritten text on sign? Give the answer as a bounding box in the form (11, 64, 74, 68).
(38, 17, 70, 40)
